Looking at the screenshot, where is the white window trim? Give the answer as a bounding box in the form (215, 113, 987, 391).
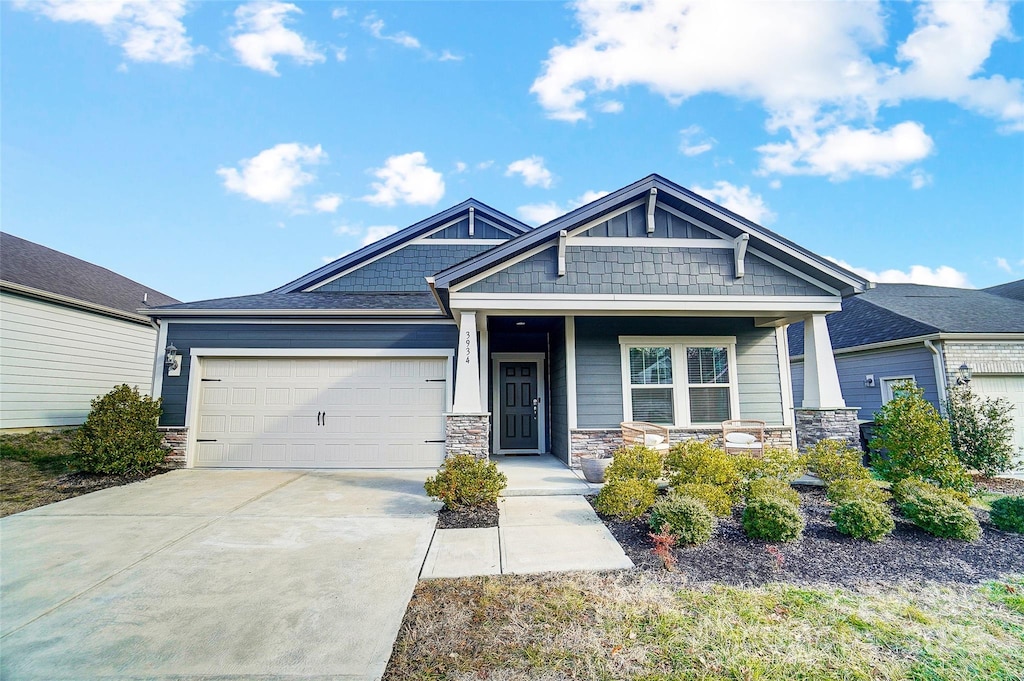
(880, 375, 916, 404)
(619, 336, 739, 427)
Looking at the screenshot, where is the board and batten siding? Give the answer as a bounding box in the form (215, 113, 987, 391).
(0, 292, 158, 429)
(791, 344, 940, 421)
(573, 317, 785, 428)
(160, 322, 458, 426)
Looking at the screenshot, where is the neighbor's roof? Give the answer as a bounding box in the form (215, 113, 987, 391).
(788, 283, 1024, 355)
(984, 278, 1024, 302)
(146, 291, 441, 316)
(1, 232, 179, 315)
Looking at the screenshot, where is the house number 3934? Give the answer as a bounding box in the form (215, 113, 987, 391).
(464, 331, 472, 363)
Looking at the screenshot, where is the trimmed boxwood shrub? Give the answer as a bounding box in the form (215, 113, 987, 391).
(424, 454, 507, 509)
(832, 499, 895, 541)
(734, 447, 807, 483)
(594, 478, 657, 520)
(649, 493, 716, 545)
(605, 444, 664, 483)
(746, 478, 801, 507)
(806, 438, 870, 484)
(665, 439, 740, 498)
(825, 478, 892, 505)
(70, 384, 166, 475)
(742, 497, 805, 542)
(671, 482, 733, 517)
(893, 478, 981, 541)
(989, 496, 1024, 534)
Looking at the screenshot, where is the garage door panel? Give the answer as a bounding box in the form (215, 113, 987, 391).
(202, 387, 229, 406)
(971, 374, 1024, 469)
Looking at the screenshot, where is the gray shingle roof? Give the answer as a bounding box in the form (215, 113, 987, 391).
(788, 283, 1024, 355)
(984, 278, 1024, 302)
(1, 232, 179, 313)
(149, 291, 439, 313)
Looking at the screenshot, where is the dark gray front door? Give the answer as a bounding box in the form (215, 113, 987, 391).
(499, 362, 538, 450)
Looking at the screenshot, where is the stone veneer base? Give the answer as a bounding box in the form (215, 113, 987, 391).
(793, 408, 860, 452)
(158, 427, 188, 468)
(569, 426, 795, 468)
(445, 413, 491, 460)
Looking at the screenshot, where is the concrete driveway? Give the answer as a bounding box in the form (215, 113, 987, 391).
(0, 469, 440, 680)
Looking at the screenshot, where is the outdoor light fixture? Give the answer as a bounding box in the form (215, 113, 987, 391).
(165, 344, 181, 376)
(956, 363, 972, 385)
(515, 321, 526, 326)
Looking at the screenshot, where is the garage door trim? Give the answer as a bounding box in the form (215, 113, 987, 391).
(183, 347, 455, 468)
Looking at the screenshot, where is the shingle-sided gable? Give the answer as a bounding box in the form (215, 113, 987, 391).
(315, 244, 497, 292)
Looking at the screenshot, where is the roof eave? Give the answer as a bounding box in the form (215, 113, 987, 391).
(2, 280, 155, 325)
(145, 308, 447, 319)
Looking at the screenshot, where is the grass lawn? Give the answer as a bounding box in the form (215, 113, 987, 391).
(386, 572, 1024, 680)
(0, 430, 78, 516)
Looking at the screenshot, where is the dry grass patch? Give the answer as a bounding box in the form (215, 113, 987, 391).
(385, 572, 1024, 680)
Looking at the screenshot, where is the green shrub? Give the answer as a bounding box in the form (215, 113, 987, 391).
(893, 478, 981, 541)
(870, 382, 971, 493)
(892, 477, 971, 507)
(746, 478, 801, 507)
(742, 497, 805, 542)
(989, 496, 1024, 534)
(649, 493, 716, 545)
(594, 478, 657, 520)
(806, 439, 870, 484)
(424, 454, 507, 509)
(665, 439, 740, 497)
(605, 444, 664, 483)
(671, 482, 733, 517)
(832, 499, 895, 542)
(946, 384, 1017, 478)
(825, 478, 892, 505)
(70, 385, 165, 475)
(734, 448, 807, 483)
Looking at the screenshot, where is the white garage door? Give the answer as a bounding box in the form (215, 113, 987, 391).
(193, 357, 448, 468)
(971, 374, 1024, 471)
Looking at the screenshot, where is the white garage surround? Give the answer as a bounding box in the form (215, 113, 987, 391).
(184, 349, 454, 469)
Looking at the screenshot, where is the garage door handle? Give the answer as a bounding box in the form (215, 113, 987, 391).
(425, 379, 446, 382)
(322, 412, 326, 426)
(316, 411, 323, 426)
(424, 440, 445, 443)
(197, 439, 217, 443)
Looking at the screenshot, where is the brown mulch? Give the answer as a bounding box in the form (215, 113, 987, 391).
(591, 487, 1024, 587)
(0, 463, 172, 517)
(435, 502, 499, 529)
(973, 474, 1024, 495)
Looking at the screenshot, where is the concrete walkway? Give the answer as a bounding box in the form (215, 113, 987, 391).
(494, 454, 598, 496)
(1, 469, 440, 681)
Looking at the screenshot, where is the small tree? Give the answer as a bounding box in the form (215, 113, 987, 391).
(945, 384, 1017, 478)
(869, 382, 971, 492)
(71, 384, 166, 475)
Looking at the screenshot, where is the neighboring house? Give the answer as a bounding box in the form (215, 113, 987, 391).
(788, 282, 1024, 459)
(146, 175, 869, 469)
(0, 232, 180, 430)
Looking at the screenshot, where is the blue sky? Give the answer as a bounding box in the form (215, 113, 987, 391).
(2, 0, 1022, 303)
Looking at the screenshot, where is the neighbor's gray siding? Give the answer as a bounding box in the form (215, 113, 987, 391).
(579, 205, 715, 239)
(316, 244, 494, 292)
(791, 343, 940, 421)
(548, 321, 568, 461)
(574, 317, 784, 428)
(160, 322, 458, 426)
(427, 217, 510, 240)
(463, 246, 827, 296)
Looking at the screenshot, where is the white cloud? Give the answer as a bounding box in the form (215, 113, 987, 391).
(827, 257, 972, 287)
(691, 181, 775, 225)
(229, 1, 324, 76)
(363, 152, 445, 206)
(217, 143, 325, 204)
(438, 50, 463, 62)
(361, 225, 399, 245)
(454, 161, 468, 173)
(995, 257, 1012, 274)
(476, 160, 495, 171)
(334, 47, 347, 62)
(769, 179, 782, 190)
(17, 0, 197, 65)
(531, 0, 1023, 179)
(363, 13, 420, 49)
(910, 168, 933, 190)
(517, 189, 609, 226)
(506, 156, 554, 189)
(313, 193, 342, 213)
(331, 7, 348, 20)
(597, 100, 624, 114)
(679, 124, 716, 157)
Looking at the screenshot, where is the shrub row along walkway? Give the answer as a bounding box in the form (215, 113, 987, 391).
(421, 496, 633, 578)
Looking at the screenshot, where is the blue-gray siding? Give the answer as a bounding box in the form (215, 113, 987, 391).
(316, 244, 495, 292)
(574, 317, 784, 428)
(579, 205, 715, 239)
(790, 343, 940, 421)
(427, 217, 510, 240)
(549, 322, 568, 460)
(160, 322, 458, 426)
(464, 246, 827, 296)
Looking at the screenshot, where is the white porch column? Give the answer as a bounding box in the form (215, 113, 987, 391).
(452, 310, 483, 413)
(801, 313, 846, 409)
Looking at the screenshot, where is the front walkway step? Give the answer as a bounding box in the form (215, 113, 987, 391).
(493, 454, 597, 497)
(421, 528, 500, 579)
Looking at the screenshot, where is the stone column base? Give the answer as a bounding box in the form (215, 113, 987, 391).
(444, 413, 491, 460)
(158, 426, 188, 468)
(794, 408, 860, 451)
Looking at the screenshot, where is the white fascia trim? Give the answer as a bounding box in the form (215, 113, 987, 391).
(450, 293, 842, 313)
(152, 308, 444, 318)
(159, 317, 453, 325)
(449, 242, 556, 293)
(410, 239, 507, 246)
(776, 326, 795, 427)
(790, 332, 1024, 362)
(151, 320, 168, 400)
(189, 348, 455, 359)
(2, 281, 154, 324)
(620, 335, 737, 345)
(566, 237, 731, 248)
(567, 199, 647, 237)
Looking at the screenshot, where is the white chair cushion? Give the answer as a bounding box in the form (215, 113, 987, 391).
(644, 434, 666, 446)
(725, 432, 758, 445)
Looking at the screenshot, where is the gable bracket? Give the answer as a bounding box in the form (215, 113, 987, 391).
(733, 233, 749, 278)
(468, 206, 475, 237)
(558, 230, 568, 276)
(645, 188, 658, 235)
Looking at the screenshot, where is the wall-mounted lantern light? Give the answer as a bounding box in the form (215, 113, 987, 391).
(956, 363, 972, 385)
(165, 344, 182, 377)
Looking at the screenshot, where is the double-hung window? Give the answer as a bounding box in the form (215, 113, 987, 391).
(620, 336, 739, 426)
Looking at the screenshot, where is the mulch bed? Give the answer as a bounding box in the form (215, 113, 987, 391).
(50, 468, 171, 494)
(435, 502, 499, 529)
(972, 474, 1024, 495)
(590, 487, 1024, 587)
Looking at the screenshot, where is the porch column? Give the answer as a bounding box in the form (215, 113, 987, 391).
(801, 313, 845, 409)
(453, 310, 483, 412)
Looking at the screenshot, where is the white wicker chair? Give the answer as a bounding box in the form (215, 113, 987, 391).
(620, 421, 671, 452)
(721, 419, 766, 455)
